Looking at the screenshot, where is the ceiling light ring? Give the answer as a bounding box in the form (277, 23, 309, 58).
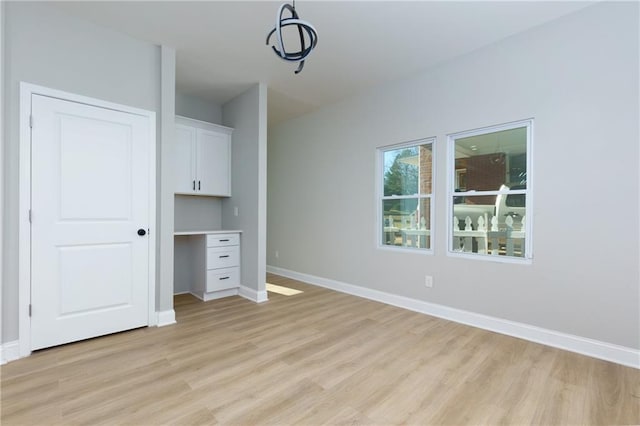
(275, 4, 304, 60)
(268, 20, 317, 60)
(266, 2, 318, 74)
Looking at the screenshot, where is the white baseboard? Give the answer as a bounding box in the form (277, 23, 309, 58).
(267, 265, 640, 369)
(195, 288, 239, 302)
(239, 285, 269, 303)
(1, 340, 21, 365)
(189, 287, 268, 304)
(156, 309, 176, 327)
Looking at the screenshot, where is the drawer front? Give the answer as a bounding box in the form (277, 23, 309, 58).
(207, 233, 240, 247)
(207, 246, 240, 269)
(207, 267, 240, 292)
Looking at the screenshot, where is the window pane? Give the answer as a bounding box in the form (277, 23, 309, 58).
(454, 127, 527, 192)
(382, 198, 431, 249)
(452, 194, 526, 258)
(453, 194, 496, 229)
(384, 143, 432, 196)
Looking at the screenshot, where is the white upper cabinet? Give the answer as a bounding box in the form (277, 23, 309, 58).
(174, 122, 197, 194)
(196, 128, 230, 196)
(175, 116, 233, 197)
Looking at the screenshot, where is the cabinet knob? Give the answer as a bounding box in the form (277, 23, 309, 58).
(137, 228, 147, 236)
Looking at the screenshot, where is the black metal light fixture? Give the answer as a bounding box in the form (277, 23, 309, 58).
(266, 2, 318, 74)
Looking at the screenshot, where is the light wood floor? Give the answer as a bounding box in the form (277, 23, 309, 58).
(2, 274, 639, 425)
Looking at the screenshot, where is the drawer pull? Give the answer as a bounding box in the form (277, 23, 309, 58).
(219, 255, 230, 258)
(219, 276, 230, 280)
(219, 239, 230, 242)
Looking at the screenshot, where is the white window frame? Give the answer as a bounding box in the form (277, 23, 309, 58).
(447, 119, 533, 263)
(376, 137, 435, 253)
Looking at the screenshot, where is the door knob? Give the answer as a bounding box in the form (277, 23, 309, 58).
(137, 228, 147, 236)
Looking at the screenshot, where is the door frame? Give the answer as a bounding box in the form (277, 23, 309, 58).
(19, 82, 157, 357)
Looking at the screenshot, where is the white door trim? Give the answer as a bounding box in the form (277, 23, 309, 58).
(19, 82, 157, 358)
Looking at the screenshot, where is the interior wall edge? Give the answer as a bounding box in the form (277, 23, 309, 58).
(0, 0, 5, 348)
(156, 309, 176, 327)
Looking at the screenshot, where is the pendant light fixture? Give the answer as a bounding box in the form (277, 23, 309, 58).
(266, 1, 318, 74)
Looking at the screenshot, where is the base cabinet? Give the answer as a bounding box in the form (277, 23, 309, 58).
(190, 232, 241, 301)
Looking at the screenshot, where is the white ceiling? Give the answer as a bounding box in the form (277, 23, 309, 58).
(51, 1, 594, 125)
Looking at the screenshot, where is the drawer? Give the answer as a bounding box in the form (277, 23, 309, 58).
(207, 233, 240, 247)
(206, 267, 240, 292)
(207, 246, 240, 269)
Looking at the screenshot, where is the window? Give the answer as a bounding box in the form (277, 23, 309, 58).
(378, 138, 434, 251)
(448, 120, 532, 261)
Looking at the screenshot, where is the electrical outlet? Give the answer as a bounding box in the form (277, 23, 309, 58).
(275, 250, 279, 259)
(233, 206, 239, 217)
(425, 275, 433, 288)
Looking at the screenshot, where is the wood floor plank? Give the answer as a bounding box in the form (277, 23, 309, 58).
(2, 273, 638, 425)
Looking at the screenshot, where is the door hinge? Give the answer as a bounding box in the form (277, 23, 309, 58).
(29, 304, 32, 317)
(28, 209, 32, 223)
(29, 115, 33, 129)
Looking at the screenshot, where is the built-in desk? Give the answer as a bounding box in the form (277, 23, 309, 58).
(174, 230, 242, 301)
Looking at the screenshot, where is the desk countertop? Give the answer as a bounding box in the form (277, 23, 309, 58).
(174, 230, 243, 236)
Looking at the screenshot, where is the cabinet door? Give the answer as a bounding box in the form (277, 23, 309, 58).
(196, 128, 230, 196)
(174, 123, 197, 194)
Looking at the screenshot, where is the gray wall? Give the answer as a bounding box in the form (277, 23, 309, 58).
(174, 92, 225, 235)
(267, 2, 640, 349)
(173, 93, 225, 295)
(222, 84, 268, 293)
(173, 236, 196, 294)
(174, 195, 223, 232)
(173, 195, 223, 295)
(176, 91, 222, 124)
(2, 2, 162, 341)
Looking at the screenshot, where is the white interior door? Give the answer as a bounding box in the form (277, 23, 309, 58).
(30, 94, 151, 350)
